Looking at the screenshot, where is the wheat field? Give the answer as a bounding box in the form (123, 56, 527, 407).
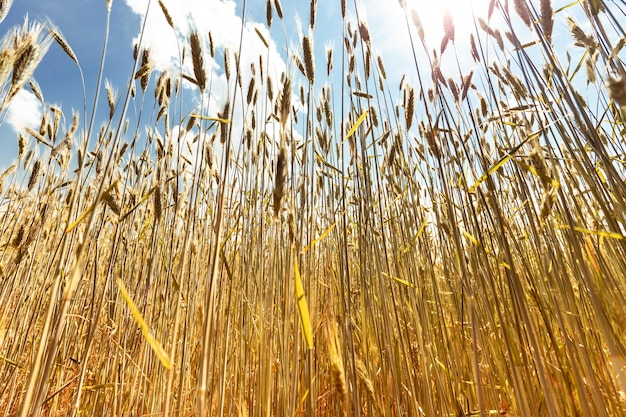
(1, 0, 626, 416)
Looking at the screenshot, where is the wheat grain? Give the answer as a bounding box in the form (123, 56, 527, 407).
(153, 184, 162, 221)
(246, 77, 255, 105)
(105, 79, 117, 120)
(27, 159, 41, 191)
(358, 22, 370, 46)
(0, 0, 13, 24)
(303, 35, 315, 84)
(513, 0, 532, 27)
(376, 55, 386, 80)
(47, 22, 78, 65)
(441, 9, 454, 54)
(411, 9, 425, 41)
(326, 47, 333, 77)
(158, 0, 174, 29)
(266, 0, 273, 27)
(6, 18, 52, 105)
(224, 47, 231, 81)
(28, 80, 43, 102)
(208, 31, 215, 58)
(405, 87, 414, 130)
(470, 34, 479, 62)
(327, 324, 346, 406)
(568, 17, 598, 52)
(310, 0, 317, 29)
(540, 0, 553, 43)
(190, 31, 206, 92)
(273, 144, 287, 218)
(606, 74, 626, 107)
(586, 51, 599, 85)
(273, 0, 283, 19)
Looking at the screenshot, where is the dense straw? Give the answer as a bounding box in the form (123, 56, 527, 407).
(1, 1, 626, 416)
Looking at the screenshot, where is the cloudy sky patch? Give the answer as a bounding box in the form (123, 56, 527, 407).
(5, 89, 43, 133)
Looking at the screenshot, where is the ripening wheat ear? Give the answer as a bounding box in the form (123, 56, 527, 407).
(540, 0, 554, 44)
(278, 75, 292, 127)
(189, 30, 206, 92)
(513, 0, 532, 27)
(1, 17, 53, 110)
(302, 35, 315, 84)
(47, 21, 79, 66)
(0, 0, 13, 24)
(273, 143, 287, 219)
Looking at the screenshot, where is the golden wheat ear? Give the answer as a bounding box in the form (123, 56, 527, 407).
(1, 16, 53, 111)
(0, 0, 13, 24)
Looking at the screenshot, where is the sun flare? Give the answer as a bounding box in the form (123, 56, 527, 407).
(405, 0, 493, 46)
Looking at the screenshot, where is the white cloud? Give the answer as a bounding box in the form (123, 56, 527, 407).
(124, 0, 287, 107)
(5, 89, 43, 133)
(124, 0, 292, 172)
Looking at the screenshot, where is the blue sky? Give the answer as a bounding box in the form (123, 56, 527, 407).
(0, 0, 593, 171)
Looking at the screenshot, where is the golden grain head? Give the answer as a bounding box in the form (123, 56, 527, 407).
(190, 31, 206, 92)
(273, 143, 287, 219)
(279, 75, 291, 127)
(513, 0, 532, 27)
(302, 35, 315, 84)
(27, 159, 41, 191)
(540, 0, 554, 43)
(310, 0, 317, 29)
(158, 0, 174, 29)
(266, 0, 273, 27)
(273, 0, 283, 19)
(606, 74, 626, 106)
(48, 22, 78, 65)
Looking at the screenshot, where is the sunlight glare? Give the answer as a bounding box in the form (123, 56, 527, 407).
(405, 0, 492, 48)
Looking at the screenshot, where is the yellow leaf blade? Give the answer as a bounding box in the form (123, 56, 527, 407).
(468, 154, 512, 193)
(117, 278, 173, 369)
(66, 181, 119, 233)
(382, 272, 414, 288)
(303, 222, 336, 252)
(293, 257, 314, 349)
(402, 218, 427, 253)
(190, 114, 231, 124)
(344, 109, 369, 141)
